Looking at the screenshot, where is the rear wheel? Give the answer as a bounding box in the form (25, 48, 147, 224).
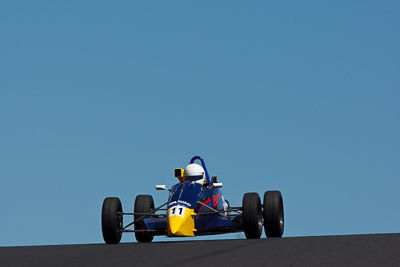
(263, 190, 284, 237)
(134, 195, 155, 243)
(242, 192, 262, 239)
(102, 197, 123, 244)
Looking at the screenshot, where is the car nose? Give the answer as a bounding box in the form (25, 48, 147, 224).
(167, 205, 196, 237)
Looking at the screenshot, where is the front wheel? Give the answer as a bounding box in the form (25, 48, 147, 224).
(242, 192, 262, 239)
(102, 197, 123, 244)
(134, 195, 155, 242)
(263, 190, 284, 237)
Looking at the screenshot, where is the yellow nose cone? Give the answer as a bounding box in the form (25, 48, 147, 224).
(167, 205, 196, 237)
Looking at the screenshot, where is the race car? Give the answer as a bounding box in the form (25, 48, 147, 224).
(101, 156, 284, 243)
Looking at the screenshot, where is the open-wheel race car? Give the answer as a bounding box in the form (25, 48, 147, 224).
(101, 156, 284, 243)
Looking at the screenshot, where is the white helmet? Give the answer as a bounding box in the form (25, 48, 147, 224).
(183, 163, 205, 183)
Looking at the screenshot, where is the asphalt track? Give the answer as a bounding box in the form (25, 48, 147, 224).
(1, 234, 399, 266)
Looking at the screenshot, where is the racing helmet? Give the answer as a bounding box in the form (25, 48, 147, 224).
(183, 163, 205, 183)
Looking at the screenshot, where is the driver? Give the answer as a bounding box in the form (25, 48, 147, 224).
(183, 163, 206, 184)
(183, 163, 230, 214)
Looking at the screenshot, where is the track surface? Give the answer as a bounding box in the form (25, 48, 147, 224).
(1, 234, 399, 266)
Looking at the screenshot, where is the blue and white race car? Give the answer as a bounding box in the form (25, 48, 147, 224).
(101, 156, 284, 243)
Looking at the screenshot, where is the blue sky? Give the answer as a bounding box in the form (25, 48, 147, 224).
(1, 1, 399, 246)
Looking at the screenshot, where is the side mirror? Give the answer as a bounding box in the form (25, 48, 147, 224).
(211, 176, 218, 183)
(213, 183, 223, 188)
(156, 185, 168, 191)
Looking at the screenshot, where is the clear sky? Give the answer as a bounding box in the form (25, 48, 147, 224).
(1, 1, 399, 247)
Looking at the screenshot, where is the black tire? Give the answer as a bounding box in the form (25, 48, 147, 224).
(263, 190, 284, 237)
(242, 192, 263, 239)
(102, 197, 123, 244)
(134, 195, 155, 243)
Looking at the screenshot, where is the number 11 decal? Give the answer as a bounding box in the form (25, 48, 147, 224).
(169, 205, 186, 218)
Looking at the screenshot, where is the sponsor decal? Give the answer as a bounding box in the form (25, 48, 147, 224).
(168, 200, 191, 208)
(178, 200, 191, 207)
(168, 201, 177, 207)
(213, 191, 221, 208)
